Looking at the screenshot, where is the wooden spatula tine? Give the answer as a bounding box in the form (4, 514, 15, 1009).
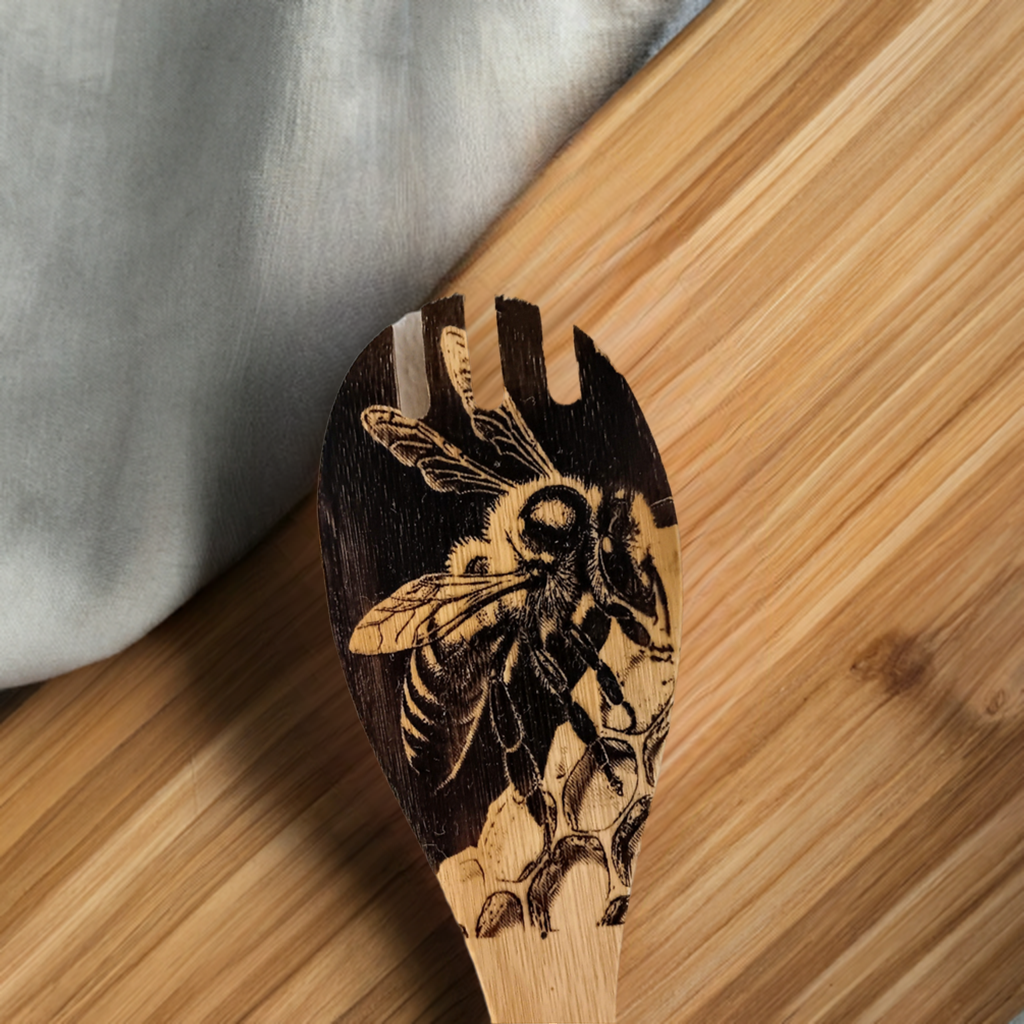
(318, 295, 681, 1024)
(495, 295, 548, 410)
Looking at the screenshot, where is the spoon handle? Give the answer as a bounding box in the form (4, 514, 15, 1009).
(462, 924, 621, 1023)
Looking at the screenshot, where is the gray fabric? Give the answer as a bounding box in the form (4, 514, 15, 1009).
(0, 0, 712, 687)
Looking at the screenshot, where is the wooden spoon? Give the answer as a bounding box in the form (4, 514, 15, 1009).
(318, 295, 681, 1023)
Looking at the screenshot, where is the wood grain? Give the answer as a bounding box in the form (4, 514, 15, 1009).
(3, 0, 1023, 1020)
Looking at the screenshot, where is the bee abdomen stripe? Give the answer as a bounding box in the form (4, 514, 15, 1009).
(401, 735, 418, 765)
(400, 704, 430, 746)
(407, 655, 443, 706)
(402, 684, 436, 732)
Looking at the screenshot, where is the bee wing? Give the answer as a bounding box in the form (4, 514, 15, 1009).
(348, 569, 534, 655)
(362, 406, 512, 496)
(440, 326, 556, 478)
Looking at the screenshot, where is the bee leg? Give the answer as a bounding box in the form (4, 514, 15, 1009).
(490, 644, 549, 830)
(502, 735, 550, 834)
(566, 700, 624, 797)
(504, 744, 548, 830)
(490, 667, 525, 751)
(565, 624, 637, 732)
(604, 603, 653, 650)
(510, 784, 558, 884)
(528, 627, 626, 797)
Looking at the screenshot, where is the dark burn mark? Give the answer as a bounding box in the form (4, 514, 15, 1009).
(643, 702, 672, 786)
(851, 631, 935, 696)
(476, 891, 524, 938)
(527, 835, 608, 936)
(601, 895, 629, 926)
(612, 795, 651, 887)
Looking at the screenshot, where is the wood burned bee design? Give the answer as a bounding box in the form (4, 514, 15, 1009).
(347, 324, 676, 937)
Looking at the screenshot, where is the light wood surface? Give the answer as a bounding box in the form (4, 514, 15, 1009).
(3, 0, 1024, 1020)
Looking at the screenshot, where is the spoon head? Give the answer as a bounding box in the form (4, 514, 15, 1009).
(318, 295, 680, 1022)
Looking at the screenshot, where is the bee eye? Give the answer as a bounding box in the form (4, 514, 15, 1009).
(598, 491, 657, 618)
(520, 485, 588, 555)
(600, 541, 656, 617)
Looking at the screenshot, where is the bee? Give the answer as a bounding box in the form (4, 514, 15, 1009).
(349, 326, 672, 827)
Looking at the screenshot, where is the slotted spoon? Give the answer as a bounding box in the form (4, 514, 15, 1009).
(318, 295, 681, 1023)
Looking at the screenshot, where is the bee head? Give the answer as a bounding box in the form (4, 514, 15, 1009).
(518, 484, 590, 560)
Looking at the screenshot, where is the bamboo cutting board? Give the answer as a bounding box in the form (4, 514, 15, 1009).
(3, 0, 1024, 1020)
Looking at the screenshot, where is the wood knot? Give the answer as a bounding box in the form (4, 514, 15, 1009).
(851, 631, 935, 696)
